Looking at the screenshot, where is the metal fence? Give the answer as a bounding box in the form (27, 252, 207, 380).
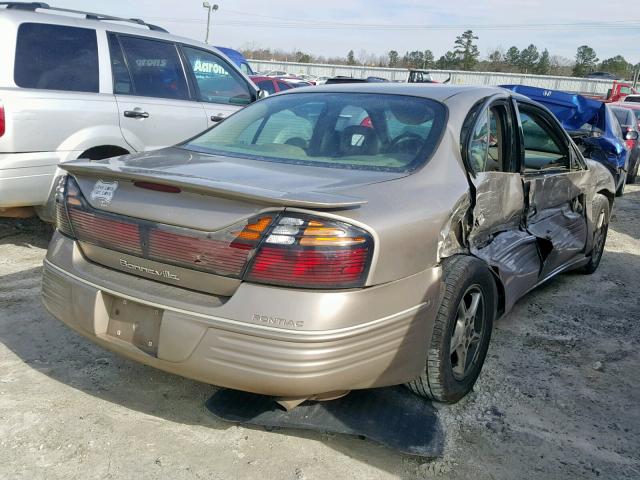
(249, 59, 616, 95)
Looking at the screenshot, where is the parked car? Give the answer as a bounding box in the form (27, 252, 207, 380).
(214, 46, 254, 76)
(264, 70, 289, 77)
(585, 71, 621, 80)
(325, 76, 389, 84)
(249, 75, 294, 95)
(502, 85, 630, 196)
(622, 94, 640, 103)
(407, 69, 451, 84)
(44, 84, 614, 405)
(0, 3, 259, 220)
(610, 105, 640, 183)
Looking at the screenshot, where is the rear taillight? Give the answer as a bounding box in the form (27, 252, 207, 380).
(245, 215, 373, 288)
(56, 177, 374, 289)
(0, 105, 5, 137)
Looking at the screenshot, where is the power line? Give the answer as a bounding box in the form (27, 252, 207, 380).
(144, 13, 640, 31)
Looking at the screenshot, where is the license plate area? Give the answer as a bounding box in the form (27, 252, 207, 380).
(106, 297, 162, 357)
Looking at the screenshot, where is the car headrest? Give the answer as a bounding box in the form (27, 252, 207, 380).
(340, 125, 380, 156)
(390, 103, 434, 125)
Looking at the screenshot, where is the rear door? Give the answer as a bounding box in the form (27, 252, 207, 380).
(108, 33, 207, 152)
(180, 46, 254, 128)
(464, 96, 540, 312)
(514, 100, 589, 278)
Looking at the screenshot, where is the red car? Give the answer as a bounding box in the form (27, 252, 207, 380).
(250, 76, 294, 95)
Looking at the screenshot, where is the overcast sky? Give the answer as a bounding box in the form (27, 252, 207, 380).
(50, 0, 640, 64)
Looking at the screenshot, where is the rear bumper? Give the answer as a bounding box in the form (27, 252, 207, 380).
(42, 233, 441, 397)
(0, 152, 78, 209)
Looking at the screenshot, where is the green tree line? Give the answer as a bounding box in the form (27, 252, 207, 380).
(242, 31, 639, 79)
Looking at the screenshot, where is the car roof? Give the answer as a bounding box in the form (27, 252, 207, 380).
(0, 7, 214, 50)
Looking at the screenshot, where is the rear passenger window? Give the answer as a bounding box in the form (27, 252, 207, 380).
(468, 107, 505, 173)
(14, 23, 99, 93)
(117, 36, 189, 100)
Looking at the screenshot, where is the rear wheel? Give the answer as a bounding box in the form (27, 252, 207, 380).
(406, 256, 497, 403)
(581, 194, 610, 274)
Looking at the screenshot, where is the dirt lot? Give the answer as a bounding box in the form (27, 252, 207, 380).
(1, 186, 639, 480)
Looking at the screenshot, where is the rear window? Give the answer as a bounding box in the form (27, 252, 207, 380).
(184, 92, 446, 172)
(117, 36, 189, 100)
(14, 23, 99, 93)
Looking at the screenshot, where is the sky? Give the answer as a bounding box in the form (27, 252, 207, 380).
(46, 0, 640, 64)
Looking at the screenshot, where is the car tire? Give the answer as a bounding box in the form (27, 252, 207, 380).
(627, 162, 638, 184)
(406, 255, 497, 403)
(616, 172, 626, 197)
(581, 194, 610, 275)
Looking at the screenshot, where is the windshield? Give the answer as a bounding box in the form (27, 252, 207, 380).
(184, 92, 447, 172)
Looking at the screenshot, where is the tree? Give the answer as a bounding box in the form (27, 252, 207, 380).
(346, 50, 356, 65)
(436, 51, 459, 70)
(404, 50, 425, 69)
(488, 48, 504, 69)
(535, 49, 551, 75)
(505, 46, 520, 70)
(599, 55, 631, 79)
(454, 30, 480, 70)
(388, 50, 399, 68)
(423, 50, 435, 69)
(573, 45, 598, 77)
(518, 44, 540, 73)
(295, 51, 311, 63)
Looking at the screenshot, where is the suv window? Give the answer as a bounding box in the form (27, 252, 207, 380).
(117, 36, 189, 100)
(182, 47, 252, 105)
(14, 23, 99, 93)
(517, 106, 570, 172)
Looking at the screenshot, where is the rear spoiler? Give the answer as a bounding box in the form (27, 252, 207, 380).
(60, 161, 367, 210)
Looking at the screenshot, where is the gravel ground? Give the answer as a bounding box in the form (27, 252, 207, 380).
(1, 186, 639, 480)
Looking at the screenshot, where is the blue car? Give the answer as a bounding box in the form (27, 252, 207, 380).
(501, 85, 630, 196)
(214, 46, 254, 76)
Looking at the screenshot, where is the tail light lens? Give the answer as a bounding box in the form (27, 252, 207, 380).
(56, 177, 374, 289)
(245, 215, 373, 288)
(0, 105, 5, 137)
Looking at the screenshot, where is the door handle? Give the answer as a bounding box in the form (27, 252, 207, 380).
(210, 115, 225, 123)
(124, 110, 150, 119)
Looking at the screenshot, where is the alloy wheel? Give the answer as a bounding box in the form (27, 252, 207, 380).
(450, 286, 486, 380)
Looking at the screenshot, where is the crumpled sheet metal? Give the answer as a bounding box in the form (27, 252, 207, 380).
(471, 230, 541, 313)
(437, 193, 471, 261)
(527, 173, 583, 211)
(527, 204, 588, 274)
(468, 172, 525, 247)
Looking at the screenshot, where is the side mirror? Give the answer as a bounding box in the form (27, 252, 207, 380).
(257, 89, 269, 100)
(625, 130, 639, 141)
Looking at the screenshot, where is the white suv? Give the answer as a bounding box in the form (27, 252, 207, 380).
(0, 3, 259, 220)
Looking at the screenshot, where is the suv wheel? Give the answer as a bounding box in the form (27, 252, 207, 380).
(407, 256, 497, 403)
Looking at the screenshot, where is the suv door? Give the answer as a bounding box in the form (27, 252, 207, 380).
(108, 33, 207, 152)
(180, 46, 254, 128)
(515, 100, 589, 278)
(463, 97, 541, 312)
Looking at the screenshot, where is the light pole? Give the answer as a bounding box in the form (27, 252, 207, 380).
(203, 2, 218, 44)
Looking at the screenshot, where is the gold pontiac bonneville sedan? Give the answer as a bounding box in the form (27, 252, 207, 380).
(43, 84, 615, 403)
